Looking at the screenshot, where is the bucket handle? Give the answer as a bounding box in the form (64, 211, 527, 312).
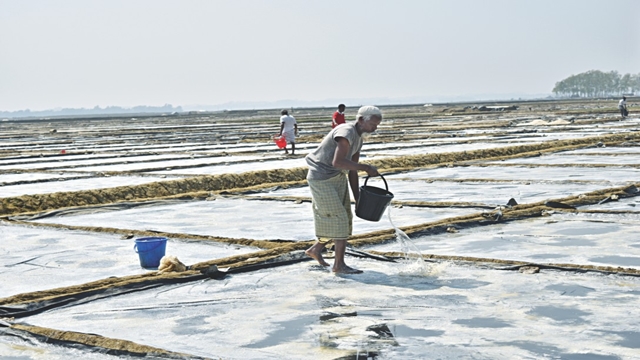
(134, 241, 165, 253)
(363, 173, 389, 191)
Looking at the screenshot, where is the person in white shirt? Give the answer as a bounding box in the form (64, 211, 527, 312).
(278, 109, 298, 155)
(618, 96, 628, 118)
(304, 105, 382, 274)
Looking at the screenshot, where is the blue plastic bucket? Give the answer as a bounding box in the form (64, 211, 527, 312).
(134, 237, 167, 268)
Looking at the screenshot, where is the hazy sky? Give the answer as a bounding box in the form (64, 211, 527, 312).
(1, 0, 639, 111)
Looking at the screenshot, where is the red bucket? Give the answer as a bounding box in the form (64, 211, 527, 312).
(273, 136, 287, 149)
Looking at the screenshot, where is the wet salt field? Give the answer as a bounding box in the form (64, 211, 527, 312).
(29, 198, 473, 241)
(2, 101, 640, 359)
(19, 259, 640, 360)
(373, 211, 640, 267)
(0, 223, 255, 299)
(1, 175, 181, 197)
(259, 179, 610, 205)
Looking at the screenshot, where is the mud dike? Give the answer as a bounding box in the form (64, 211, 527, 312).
(1, 100, 640, 359)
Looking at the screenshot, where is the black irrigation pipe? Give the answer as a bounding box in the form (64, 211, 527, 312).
(496, 263, 640, 278)
(366, 253, 640, 278)
(0, 255, 312, 319)
(0, 275, 207, 319)
(0, 326, 213, 360)
(345, 248, 398, 263)
(229, 194, 498, 210)
(225, 255, 312, 275)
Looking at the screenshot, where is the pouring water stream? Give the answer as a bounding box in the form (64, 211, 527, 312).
(386, 206, 431, 274)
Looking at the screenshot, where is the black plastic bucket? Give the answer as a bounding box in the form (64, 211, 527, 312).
(355, 174, 394, 222)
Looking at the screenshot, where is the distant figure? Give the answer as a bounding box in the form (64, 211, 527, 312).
(619, 96, 628, 118)
(278, 109, 298, 155)
(332, 104, 346, 128)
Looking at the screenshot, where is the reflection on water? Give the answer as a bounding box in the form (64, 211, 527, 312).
(244, 315, 316, 348)
(391, 324, 444, 338)
(544, 284, 596, 297)
(605, 330, 640, 349)
(527, 305, 591, 323)
(504, 332, 633, 358)
(453, 316, 513, 328)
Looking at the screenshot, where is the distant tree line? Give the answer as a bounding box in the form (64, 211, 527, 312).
(553, 70, 640, 98)
(0, 104, 182, 119)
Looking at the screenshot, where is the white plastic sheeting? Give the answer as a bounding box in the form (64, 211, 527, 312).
(18, 256, 640, 359)
(0, 222, 256, 298)
(374, 211, 640, 268)
(249, 178, 609, 207)
(2, 108, 640, 359)
(30, 198, 474, 241)
(385, 166, 640, 185)
(1, 175, 181, 198)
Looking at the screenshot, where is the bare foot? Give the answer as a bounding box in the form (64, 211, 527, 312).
(305, 246, 330, 267)
(332, 265, 363, 274)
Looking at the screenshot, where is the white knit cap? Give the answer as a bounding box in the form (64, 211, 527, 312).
(356, 105, 382, 120)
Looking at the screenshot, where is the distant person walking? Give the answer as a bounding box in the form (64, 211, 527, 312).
(304, 105, 382, 274)
(278, 109, 298, 155)
(619, 96, 628, 118)
(332, 104, 346, 128)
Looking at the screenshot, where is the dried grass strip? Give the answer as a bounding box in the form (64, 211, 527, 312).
(3, 132, 640, 216)
(7, 323, 212, 359)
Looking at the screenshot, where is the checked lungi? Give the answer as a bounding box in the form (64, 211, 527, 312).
(308, 172, 353, 242)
